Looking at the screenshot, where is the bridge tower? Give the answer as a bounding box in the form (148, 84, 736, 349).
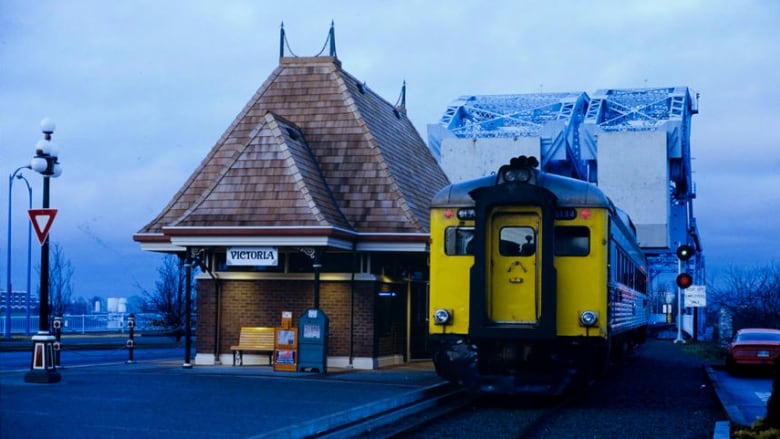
(583, 86, 702, 289)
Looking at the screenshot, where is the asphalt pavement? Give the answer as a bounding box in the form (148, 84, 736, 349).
(706, 366, 773, 428)
(0, 335, 774, 439)
(0, 349, 443, 439)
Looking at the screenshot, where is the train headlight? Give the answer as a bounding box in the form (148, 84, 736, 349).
(497, 156, 539, 184)
(579, 310, 599, 327)
(433, 308, 453, 325)
(502, 168, 533, 183)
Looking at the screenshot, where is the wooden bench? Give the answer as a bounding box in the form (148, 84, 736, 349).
(230, 327, 275, 366)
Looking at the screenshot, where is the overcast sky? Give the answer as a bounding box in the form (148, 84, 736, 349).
(1, 0, 779, 299)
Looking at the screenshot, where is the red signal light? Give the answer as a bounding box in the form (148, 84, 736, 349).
(676, 273, 693, 289)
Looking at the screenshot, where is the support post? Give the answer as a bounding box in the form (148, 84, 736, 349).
(53, 315, 62, 367)
(183, 251, 193, 368)
(126, 313, 135, 364)
(674, 257, 685, 344)
(298, 248, 322, 310)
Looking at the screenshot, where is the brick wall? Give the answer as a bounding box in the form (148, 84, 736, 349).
(196, 278, 392, 359)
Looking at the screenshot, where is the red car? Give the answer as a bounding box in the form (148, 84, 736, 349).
(726, 328, 780, 374)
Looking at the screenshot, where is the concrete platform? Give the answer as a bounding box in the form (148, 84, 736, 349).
(0, 359, 445, 438)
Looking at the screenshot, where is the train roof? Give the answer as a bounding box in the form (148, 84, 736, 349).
(431, 170, 612, 209)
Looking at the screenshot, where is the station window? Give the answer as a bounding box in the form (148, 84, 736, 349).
(444, 227, 474, 255)
(555, 226, 590, 256)
(370, 253, 428, 279)
(320, 252, 354, 273)
(287, 251, 355, 273)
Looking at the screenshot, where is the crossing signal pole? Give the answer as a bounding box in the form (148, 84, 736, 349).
(674, 244, 694, 344)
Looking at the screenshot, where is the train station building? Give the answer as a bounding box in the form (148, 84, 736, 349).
(133, 32, 449, 368)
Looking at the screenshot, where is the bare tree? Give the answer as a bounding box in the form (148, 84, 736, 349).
(709, 263, 780, 332)
(47, 243, 74, 317)
(140, 254, 195, 340)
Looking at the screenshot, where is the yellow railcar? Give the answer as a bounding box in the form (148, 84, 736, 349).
(429, 156, 648, 394)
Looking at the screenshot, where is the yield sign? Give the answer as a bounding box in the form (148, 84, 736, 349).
(28, 209, 58, 245)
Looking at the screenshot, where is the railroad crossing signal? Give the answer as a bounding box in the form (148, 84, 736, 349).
(676, 244, 694, 261)
(675, 273, 693, 289)
(28, 208, 58, 245)
(675, 244, 695, 289)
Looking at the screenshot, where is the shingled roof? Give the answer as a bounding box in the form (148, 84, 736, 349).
(134, 56, 449, 249)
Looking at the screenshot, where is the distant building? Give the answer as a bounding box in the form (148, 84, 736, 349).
(106, 297, 127, 313)
(0, 290, 38, 313)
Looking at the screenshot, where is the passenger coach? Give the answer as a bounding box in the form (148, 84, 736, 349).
(429, 156, 649, 394)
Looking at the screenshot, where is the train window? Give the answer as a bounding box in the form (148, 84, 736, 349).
(444, 227, 474, 255)
(499, 227, 536, 256)
(555, 226, 590, 256)
(636, 268, 648, 293)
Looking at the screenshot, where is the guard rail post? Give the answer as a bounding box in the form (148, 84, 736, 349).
(126, 313, 135, 364)
(52, 315, 62, 367)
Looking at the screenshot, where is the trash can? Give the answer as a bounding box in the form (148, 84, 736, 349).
(298, 308, 328, 373)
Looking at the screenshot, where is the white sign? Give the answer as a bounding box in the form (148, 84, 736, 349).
(684, 285, 707, 307)
(226, 247, 278, 266)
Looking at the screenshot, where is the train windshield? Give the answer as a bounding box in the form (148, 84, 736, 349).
(499, 227, 536, 256)
(444, 227, 474, 255)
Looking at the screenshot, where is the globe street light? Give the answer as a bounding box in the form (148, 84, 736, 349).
(24, 118, 62, 384)
(5, 167, 33, 338)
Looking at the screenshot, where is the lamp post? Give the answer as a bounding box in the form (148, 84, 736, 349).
(19, 175, 33, 336)
(6, 170, 34, 338)
(24, 118, 62, 384)
(5, 166, 30, 338)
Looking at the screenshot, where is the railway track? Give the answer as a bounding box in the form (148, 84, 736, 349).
(405, 376, 594, 438)
(259, 340, 723, 438)
(404, 340, 724, 438)
(254, 381, 474, 439)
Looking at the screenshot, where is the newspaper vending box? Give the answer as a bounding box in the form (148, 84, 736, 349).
(273, 311, 297, 372)
(298, 308, 328, 373)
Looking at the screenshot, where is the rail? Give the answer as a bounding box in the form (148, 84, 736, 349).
(0, 313, 168, 335)
(254, 382, 472, 439)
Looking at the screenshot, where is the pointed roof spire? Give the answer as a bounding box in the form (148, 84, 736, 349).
(394, 80, 407, 116)
(279, 22, 285, 58)
(329, 21, 337, 57)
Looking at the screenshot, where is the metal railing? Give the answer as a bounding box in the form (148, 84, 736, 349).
(0, 313, 166, 335)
